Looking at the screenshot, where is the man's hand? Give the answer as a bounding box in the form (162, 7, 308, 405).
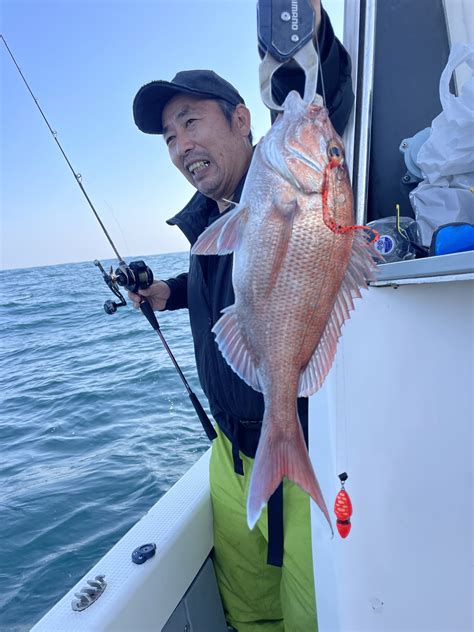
(128, 280, 171, 311)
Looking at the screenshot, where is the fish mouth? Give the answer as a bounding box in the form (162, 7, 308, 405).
(186, 160, 211, 176)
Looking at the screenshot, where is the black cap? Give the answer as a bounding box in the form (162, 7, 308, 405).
(133, 70, 245, 135)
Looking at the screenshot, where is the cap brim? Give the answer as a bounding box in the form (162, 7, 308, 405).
(133, 80, 229, 135)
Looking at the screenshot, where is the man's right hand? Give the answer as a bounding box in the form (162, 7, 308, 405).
(128, 280, 171, 311)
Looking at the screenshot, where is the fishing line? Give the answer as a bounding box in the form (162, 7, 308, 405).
(338, 341, 349, 476)
(103, 199, 131, 255)
(314, 24, 327, 108)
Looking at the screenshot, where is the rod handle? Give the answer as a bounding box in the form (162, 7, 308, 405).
(139, 298, 216, 442)
(189, 392, 217, 441)
(139, 299, 160, 331)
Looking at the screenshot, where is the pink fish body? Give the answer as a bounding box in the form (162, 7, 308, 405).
(192, 91, 377, 530)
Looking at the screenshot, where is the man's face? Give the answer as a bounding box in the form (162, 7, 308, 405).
(162, 94, 251, 203)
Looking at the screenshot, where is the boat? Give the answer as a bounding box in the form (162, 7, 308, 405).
(32, 0, 473, 630)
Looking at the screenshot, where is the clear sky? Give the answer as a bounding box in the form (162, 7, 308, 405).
(1, 0, 344, 270)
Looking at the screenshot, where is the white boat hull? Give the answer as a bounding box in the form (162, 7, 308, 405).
(32, 451, 217, 632)
(310, 258, 473, 631)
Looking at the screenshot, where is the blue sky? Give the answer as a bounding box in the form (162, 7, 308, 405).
(1, 0, 344, 270)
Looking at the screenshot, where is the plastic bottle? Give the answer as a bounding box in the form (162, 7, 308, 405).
(367, 216, 424, 263)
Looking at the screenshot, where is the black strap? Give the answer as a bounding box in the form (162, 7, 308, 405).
(230, 420, 283, 565)
(231, 419, 244, 476)
(266, 401, 307, 567)
(267, 482, 284, 567)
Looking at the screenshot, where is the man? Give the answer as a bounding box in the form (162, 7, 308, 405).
(131, 2, 353, 629)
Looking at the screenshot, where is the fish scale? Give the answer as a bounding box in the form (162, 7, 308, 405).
(192, 91, 378, 530)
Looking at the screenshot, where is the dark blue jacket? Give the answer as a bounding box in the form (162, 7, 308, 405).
(164, 7, 354, 459)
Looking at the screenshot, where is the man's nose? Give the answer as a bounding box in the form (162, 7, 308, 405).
(175, 132, 194, 158)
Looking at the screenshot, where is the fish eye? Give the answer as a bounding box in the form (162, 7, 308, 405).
(327, 142, 342, 158)
(327, 141, 344, 162)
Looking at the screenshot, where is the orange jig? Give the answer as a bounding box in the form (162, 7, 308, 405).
(334, 472, 352, 538)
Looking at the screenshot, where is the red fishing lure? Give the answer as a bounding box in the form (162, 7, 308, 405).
(334, 472, 352, 538)
(322, 150, 379, 243)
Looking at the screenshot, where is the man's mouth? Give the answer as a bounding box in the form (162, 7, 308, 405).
(187, 160, 210, 176)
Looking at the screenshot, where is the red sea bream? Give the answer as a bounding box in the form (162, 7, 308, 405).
(192, 90, 378, 531)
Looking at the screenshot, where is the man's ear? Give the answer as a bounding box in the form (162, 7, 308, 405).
(233, 103, 251, 138)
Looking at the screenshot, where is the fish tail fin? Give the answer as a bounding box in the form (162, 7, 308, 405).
(247, 416, 333, 535)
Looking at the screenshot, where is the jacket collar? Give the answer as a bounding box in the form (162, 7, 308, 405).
(166, 190, 215, 245)
(166, 154, 252, 246)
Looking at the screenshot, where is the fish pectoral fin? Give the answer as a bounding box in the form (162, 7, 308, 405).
(265, 194, 299, 297)
(191, 204, 248, 256)
(212, 305, 262, 392)
(247, 418, 333, 534)
(298, 230, 379, 397)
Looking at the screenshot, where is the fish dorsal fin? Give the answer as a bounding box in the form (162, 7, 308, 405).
(212, 305, 262, 393)
(298, 231, 379, 397)
(191, 204, 248, 255)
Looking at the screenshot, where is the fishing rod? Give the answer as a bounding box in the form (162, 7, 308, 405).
(1, 34, 216, 441)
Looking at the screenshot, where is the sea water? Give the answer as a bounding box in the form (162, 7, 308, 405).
(0, 252, 209, 630)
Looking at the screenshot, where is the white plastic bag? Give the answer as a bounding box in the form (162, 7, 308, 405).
(410, 43, 474, 246)
(409, 185, 472, 247)
(416, 43, 474, 185)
